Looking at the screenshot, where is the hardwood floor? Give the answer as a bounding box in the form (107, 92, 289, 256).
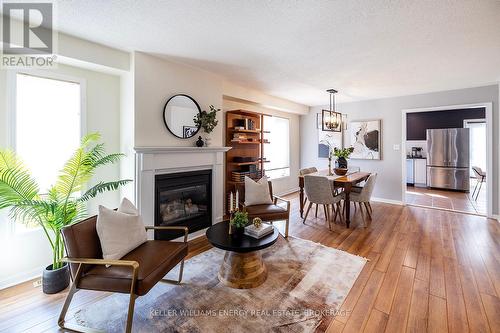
(0, 192, 499, 332)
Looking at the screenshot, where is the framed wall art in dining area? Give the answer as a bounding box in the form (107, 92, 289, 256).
(349, 119, 381, 160)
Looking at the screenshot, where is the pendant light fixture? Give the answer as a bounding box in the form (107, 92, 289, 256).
(321, 89, 342, 132)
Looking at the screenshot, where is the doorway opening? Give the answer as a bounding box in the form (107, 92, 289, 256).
(402, 103, 492, 217)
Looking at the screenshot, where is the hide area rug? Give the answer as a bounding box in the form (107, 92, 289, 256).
(73, 236, 366, 332)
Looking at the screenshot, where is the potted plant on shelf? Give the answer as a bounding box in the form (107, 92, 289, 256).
(193, 105, 221, 146)
(333, 147, 355, 174)
(230, 210, 248, 239)
(0, 133, 131, 294)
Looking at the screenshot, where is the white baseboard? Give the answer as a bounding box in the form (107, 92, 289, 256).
(371, 197, 404, 205)
(0, 266, 43, 290)
(277, 187, 299, 196)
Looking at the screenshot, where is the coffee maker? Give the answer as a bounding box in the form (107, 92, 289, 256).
(411, 147, 423, 158)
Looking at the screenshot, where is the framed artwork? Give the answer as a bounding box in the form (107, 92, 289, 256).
(318, 131, 342, 158)
(183, 126, 198, 139)
(349, 120, 381, 160)
(322, 110, 342, 132)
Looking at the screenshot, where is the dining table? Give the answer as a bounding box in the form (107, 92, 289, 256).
(298, 170, 371, 228)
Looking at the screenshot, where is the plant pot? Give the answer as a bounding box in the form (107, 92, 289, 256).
(334, 168, 348, 176)
(231, 226, 245, 239)
(337, 157, 348, 169)
(42, 262, 70, 294)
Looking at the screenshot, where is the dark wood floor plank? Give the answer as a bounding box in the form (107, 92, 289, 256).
(444, 260, 469, 333)
(384, 266, 415, 333)
(428, 295, 448, 333)
(406, 278, 429, 333)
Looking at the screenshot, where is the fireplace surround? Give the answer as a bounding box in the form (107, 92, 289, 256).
(135, 146, 231, 240)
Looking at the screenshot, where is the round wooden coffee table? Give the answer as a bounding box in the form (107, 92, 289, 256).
(206, 220, 279, 289)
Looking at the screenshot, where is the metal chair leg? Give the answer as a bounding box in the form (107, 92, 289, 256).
(162, 259, 185, 284)
(475, 180, 484, 201)
(472, 180, 479, 199)
(315, 204, 319, 218)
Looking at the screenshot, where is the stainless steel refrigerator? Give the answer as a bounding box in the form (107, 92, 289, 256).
(426, 128, 470, 191)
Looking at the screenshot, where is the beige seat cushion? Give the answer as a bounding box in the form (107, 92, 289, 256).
(96, 198, 148, 261)
(244, 176, 273, 206)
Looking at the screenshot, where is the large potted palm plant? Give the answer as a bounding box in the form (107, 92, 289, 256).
(0, 133, 131, 294)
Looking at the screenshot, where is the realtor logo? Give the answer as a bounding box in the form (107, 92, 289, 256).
(1, 2, 56, 68)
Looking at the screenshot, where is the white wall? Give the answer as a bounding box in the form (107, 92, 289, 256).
(133, 52, 307, 195)
(301, 85, 499, 213)
(0, 64, 122, 288)
(134, 52, 224, 147)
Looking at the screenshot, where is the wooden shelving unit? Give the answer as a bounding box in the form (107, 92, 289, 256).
(225, 110, 270, 214)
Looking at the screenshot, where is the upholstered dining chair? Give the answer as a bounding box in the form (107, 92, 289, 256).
(59, 216, 188, 333)
(299, 167, 320, 217)
(237, 181, 290, 237)
(342, 173, 377, 226)
(303, 175, 343, 230)
(472, 166, 486, 201)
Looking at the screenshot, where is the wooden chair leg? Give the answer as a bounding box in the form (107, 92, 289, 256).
(323, 204, 328, 219)
(285, 219, 289, 238)
(364, 202, 372, 220)
(303, 202, 313, 224)
(315, 204, 319, 218)
(367, 202, 373, 214)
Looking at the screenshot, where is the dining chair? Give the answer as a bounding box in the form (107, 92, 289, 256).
(303, 175, 343, 230)
(341, 173, 377, 227)
(471, 166, 486, 201)
(299, 167, 320, 217)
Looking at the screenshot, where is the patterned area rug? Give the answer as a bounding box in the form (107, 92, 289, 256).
(73, 236, 366, 332)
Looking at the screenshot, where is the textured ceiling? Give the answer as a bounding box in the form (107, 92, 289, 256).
(49, 0, 500, 105)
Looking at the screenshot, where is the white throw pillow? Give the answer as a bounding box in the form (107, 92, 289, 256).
(244, 176, 273, 206)
(96, 198, 148, 260)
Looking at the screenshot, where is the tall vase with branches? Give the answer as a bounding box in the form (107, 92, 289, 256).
(0, 133, 131, 272)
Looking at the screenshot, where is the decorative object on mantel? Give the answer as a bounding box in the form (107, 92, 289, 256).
(193, 105, 221, 146)
(163, 94, 201, 139)
(0, 133, 131, 294)
(322, 89, 342, 132)
(195, 136, 204, 147)
(350, 119, 381, 160)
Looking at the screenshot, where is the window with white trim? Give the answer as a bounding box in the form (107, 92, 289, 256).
(14, 73, 82, 199)
(263, 115, 290, 179)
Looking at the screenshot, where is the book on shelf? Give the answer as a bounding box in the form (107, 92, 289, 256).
(244, 223, 273, 239)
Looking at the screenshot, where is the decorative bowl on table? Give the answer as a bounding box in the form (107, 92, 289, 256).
(334, 168, 348, 176)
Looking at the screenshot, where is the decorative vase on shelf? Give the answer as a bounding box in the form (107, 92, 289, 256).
(337, 156, 348, 169)
(204, 136, 211, 147)
(196, 136, 204, 147)
(328, 157, 333, 176)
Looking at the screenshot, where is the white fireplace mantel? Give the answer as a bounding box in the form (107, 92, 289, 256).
(134, 146, 231, 240)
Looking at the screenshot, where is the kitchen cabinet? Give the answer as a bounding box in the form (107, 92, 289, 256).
(406, 159, 414, 184)
(414, 159, 427, 187)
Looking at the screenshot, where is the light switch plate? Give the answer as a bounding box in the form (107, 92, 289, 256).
(393, 144, 400, 151)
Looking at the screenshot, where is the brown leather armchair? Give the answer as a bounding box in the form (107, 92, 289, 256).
(238, 181, 290, 237)
(58, 215, 188, 333)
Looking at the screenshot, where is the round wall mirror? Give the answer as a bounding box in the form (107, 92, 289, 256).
(163, 94, 201, 139)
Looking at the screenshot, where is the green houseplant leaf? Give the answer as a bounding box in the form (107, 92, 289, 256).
(0, 132, 131, 270)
